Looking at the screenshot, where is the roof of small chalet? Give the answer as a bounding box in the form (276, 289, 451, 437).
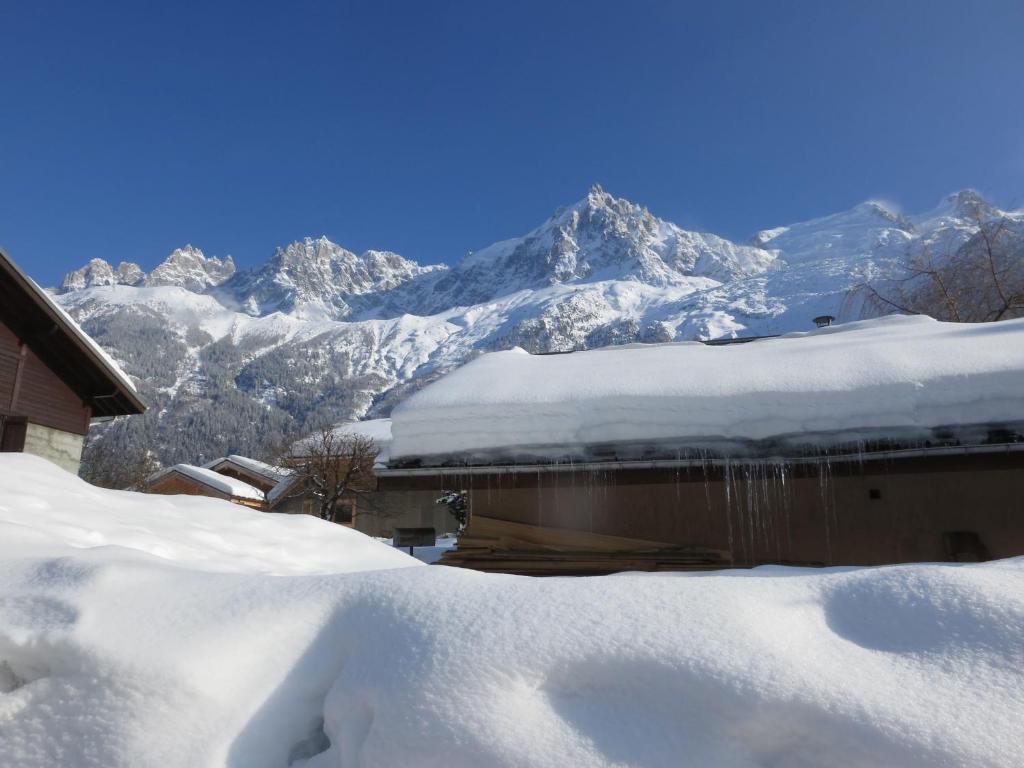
(386, 315, 1024, 468)
(203, 455, 295, 486)
(0, 247, 145, 417)
(266, 473, 305, 507)
(149, 464, 266, 502)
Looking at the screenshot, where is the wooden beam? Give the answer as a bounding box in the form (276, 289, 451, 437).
(9, 342, 26, 411)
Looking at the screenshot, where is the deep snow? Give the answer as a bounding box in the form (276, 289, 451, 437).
(1, 454, 1022, 768)
(390, 315, 1024, 462)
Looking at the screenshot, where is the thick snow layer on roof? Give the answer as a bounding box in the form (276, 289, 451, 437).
(390, 316, 1024, 462)
(1, 455, 1022, 767)
(203, 454, 295, 484)
(292, 418, 394, 465)
(331, 418, 393, 463)
(156, 463, 267, 501)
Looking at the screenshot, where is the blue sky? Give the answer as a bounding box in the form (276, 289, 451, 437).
(2, 0, 1022, 286)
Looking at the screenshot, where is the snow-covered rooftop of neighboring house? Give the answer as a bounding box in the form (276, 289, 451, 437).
(31, 277, 140, 394)
(153, 463, 266, 501)
(291, 418, 393, 465)
(389, 315, 1024, 464)
(203, 454, 295, 485)
(331, 418, 393, 463)
(266, 473, 304, 506)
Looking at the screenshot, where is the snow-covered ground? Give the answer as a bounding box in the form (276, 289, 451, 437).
(1, 454, 1022, 767)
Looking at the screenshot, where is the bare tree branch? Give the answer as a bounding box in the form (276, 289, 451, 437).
(850, 211, 1023, 324)
(275, 427, 384, 522)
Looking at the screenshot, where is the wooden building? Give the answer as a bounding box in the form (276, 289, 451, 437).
(0, 247, 145, 473)
(379, 447, 1024, 575)
(141, 441, 456, 534)
(202, 455, 293, 495)
(267, 455, 458, 537)
(378, 317, 1024, 575)
(268, 419, 459, 537)
(146, 464, 266, 510)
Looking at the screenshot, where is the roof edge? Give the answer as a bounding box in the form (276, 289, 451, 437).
(0, 247, 146, 415)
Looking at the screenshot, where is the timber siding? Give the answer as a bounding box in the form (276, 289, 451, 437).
(0, 323, 19, 407)
(0, 247, 145, 472)
(379, 449, 1024, 574)
(0, 321, 89, 436)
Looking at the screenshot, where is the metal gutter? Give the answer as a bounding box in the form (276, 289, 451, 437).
(376, 441, 1024, 477)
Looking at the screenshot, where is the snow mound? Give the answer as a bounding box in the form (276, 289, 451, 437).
(0, 454, 417, 576)
(1, 455, 1022, 767)
(390, 315, 1024, 462)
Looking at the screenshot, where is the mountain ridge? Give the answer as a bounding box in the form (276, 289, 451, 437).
(52, 186, 1021, 470)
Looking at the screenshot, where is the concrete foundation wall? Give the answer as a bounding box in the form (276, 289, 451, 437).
(23, 422, 84, 475)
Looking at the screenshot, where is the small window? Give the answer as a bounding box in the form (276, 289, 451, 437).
(333, 499, 355, 524)
(0, 415, 27, 452)
(869, 488, 882, 500)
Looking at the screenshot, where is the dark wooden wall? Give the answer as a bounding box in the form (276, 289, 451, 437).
(0, 320, 90, 435)
(381, 452, 1024, 567)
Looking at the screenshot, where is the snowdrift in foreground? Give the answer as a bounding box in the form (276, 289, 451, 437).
(390, 315, 1024, 461)
(1, 455, 1022, 768)
(0, 453, 417, 576)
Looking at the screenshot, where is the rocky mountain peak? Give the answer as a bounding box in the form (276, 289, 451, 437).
(945, 189, 992, 220)
(220, 236, 439, 319)
(59, 258, 145, 293)
(143, 245, 235, 291)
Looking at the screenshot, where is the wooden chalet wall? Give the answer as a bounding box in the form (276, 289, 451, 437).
(148, 472, 265, 510)
(149, 472, 232, 500)
(381, 451, 1024, 574)
(0, 321, 90, 435)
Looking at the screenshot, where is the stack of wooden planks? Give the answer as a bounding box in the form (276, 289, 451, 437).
(438, 515, 731, 576)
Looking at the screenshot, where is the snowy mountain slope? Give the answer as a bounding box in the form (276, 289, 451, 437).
(52, 187, 1019, 467)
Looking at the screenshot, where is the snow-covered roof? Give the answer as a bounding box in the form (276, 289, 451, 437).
(389, 316, 1024, 465)
(40, 284, 140, 395)
(292, 418, 393, 465)
(331, 418, 392, 464)
(266, 473, 304, 507)
(0, 247, 145, 416)
(203, 455, 295, 485)
(151, 464, 266, 502)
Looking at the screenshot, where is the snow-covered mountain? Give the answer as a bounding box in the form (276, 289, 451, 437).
(52, 186, 1020, 468)
(59, 245, 234, 293)
(217, 236, 442, 320)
